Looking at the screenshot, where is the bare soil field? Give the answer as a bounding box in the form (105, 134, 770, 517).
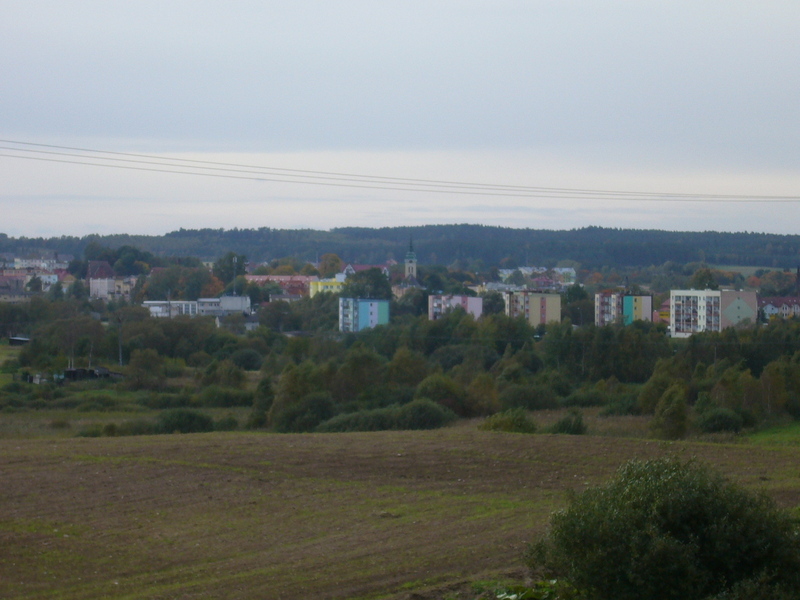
(3, 426, 800, 600)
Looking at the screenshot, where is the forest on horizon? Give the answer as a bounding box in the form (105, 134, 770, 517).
(2, 225, 800, 270)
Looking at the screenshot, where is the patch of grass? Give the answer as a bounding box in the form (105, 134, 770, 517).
(748, 421, 800, 445)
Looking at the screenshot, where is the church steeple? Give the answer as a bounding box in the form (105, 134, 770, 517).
(405, 236, 417, 280)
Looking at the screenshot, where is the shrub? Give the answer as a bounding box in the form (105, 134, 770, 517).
(561, 388, 606, 408)
(546, 408, 587, 435)
(229, 348, 264, 371)
(530, 457, 800, 600)
(272, 391, 336, 433)
(316, 407, 398, 433)
(499, 384, 558, 411)
(650, 383, 688, 440)
(214, 414, 239, 431)
(116, 418, 160, 436)
(197, 385, 254, 408)
(599, 392, 640, 416)
(479, 408, 537, 434)
(696, 407, 744, 434)
(394, 398, 456, 430)
(158, 409, 214, 434)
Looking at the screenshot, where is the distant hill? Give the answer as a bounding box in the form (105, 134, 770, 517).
(2, 225, 799, 270)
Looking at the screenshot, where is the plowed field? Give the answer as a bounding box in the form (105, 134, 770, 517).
(3, 427, 800, 599)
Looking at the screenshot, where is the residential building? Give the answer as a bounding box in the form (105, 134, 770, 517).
(670, 289, 758, 338)
(309, 274, 346, 297)
(759, 297, 800, 320)
(339, 298, 390, 332)
(503, 291, 561, 325)
(89, 277, 137, 301)
(428, 294, 483, 320)
(595, 293, 653, 326)
(245, 275, 318, 297)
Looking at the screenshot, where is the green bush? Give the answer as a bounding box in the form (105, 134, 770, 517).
(530, 457, 800, 600)
(546, 408, 587, 435)
(158, 409, 214, 434)
(116, 418, 160, 436)
(394, 398, 456, 430)
(599, 393, 640, 416)
(272, 391, 336, 433)
(229, 348, 263, 371)
(214, 414, 239, 431)
(650, 383, 688, 440)
(696, 407, 744, 434)
(499, 384, 558, 411)
(197, 385, 254, 407)
(561, 388, 606, 408)
(316, 407, 398, 432)
(479, 408, 537, 434)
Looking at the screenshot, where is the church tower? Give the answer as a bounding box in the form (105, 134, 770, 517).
(405, 237, 417, 280)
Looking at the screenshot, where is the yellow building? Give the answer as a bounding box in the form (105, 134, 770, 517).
(309, 278, 345, 297)
(503, 291, 561, 325)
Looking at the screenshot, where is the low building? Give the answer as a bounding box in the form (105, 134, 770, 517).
(143, 295, 251, 319)
(339, 298, 390, 332)
(503, 291, 561, 325)
(428, 294, 483, 320)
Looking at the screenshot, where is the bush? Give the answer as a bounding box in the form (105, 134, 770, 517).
(395, 398, 456, 430)
(650, 383, 688, 440)
(158, 409, 214, 434)
(599, 392, 641, 416)
(116, 418, 160, 436)
(272, 391, 336, 433)
(479, 408, 537, 434)
(197, 385, 254, 407)
(530, 457, 800, 600)
(499, 384, 558, 411)
(229, 348, 264, 371)
(696, 407, 744, 434)
(561, 388, 607, 408)
(214, 414, 239, 431)
(546, 408, 587, 435)
(316, 407, 398, 433)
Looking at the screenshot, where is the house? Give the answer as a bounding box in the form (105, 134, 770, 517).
(759, 297, 800, 320)
(339, 298, 390, 332)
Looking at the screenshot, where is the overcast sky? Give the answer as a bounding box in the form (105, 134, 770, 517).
(2, 1, 799, 237)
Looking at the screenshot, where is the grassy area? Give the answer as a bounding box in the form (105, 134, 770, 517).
(2, 427, 800, 600)
(748, 421, 800, 446)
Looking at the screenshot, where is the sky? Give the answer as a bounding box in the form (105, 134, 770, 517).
(1, 1, 799, 237)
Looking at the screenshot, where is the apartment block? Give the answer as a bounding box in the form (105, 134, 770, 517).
(595, 293, 653, 326)
(339, 298, 390, 332)
(670, 289, 757, 338)
(503, 291, 561, 325)
(428, 294, 483, 320)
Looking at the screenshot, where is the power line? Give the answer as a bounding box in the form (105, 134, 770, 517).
(2, 138, 799, 203)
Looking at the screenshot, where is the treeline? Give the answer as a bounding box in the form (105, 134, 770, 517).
(5, 289, 800, 438)
(3, 225, 800, 269)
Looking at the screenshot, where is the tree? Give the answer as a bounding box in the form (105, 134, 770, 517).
(650, 383, 688, 439)
(531, 457, 800, 600)
(213, 252, 247, 287)
(341, 268, 392, 300)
